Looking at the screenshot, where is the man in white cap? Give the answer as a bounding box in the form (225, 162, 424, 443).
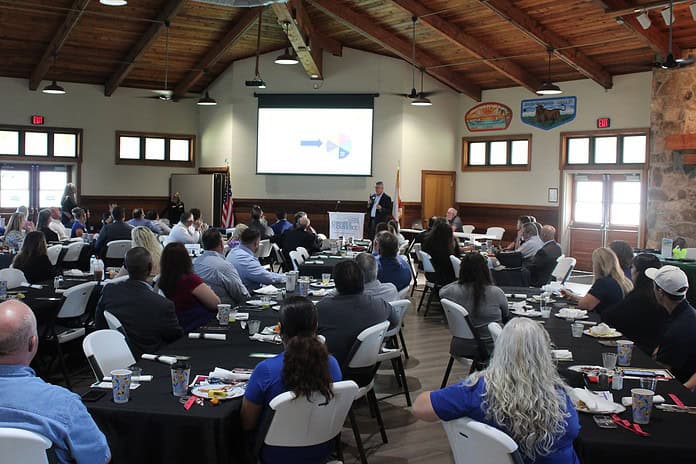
(646, 265, 696, 385)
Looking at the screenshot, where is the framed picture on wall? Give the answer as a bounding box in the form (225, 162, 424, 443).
(548, 188, 559, 203)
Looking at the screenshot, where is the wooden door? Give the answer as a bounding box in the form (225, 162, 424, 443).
(421, 170, 455, 226)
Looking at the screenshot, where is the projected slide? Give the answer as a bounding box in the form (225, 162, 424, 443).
(257, 107, 373, 176)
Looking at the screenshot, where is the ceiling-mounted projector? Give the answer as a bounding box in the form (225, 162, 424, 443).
(193, 0, 287, 6)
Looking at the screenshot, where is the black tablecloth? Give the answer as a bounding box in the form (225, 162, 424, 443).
(298, 253, 351, 278)
(86, 308, 283, 464)
(502, 286, 696, 464)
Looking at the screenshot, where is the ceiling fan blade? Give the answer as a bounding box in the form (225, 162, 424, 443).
(420, 90, 446, 98)
(677, 56, 696, 66)
(152, 89, 173, 96)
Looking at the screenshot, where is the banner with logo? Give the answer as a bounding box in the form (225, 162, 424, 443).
(328, 212, 365, 240)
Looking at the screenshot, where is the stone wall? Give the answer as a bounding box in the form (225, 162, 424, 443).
(647, 57, 696, 248)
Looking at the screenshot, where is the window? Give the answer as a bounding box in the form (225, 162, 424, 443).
(0, 165, 72, 210)
(562, 129, 648, 168)
(0, 125, 81, 159)
(461, 134, 531, 171)
(0, 169, 30, 208)
(116, 131, 195, 166)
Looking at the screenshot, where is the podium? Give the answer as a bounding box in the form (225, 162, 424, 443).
(328, 212, 365, 240)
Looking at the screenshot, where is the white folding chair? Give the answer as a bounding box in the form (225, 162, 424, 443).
(105, 240, 133, 259)
(440, 299, 487, 388)
(488, 322, 503, 347)
(409, 242, 422, 296)
(486, 227, 506, 240)
(297, 246, 309, 260)
(82, 329, 136, 381)
(462, 225, 475, 234)
(450, 255, 461, 278)
(442, 417, 523, 464)
(346, 320, 390, 464)
(552, 256, 576, 284)
(262, 381, 359, 459)
(254, 239, 271, 258)
(55, 281, 98, 343)
(271, 243, 286, 272)
(0, 428, 52, 464)
(0, 268, 27, 289)
(397, 285, 410, 300)
(289, 250, 304, 272)
(379, 299, 412, 405)
(61, 241, 85, 266)
(47, 245, 63, 266)
(316, 233, 327, 241)
(103, 310, 127, 336)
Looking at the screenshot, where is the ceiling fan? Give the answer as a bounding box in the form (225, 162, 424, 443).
(654, 0, 695, 69)
(393, 17, 441, 105)
(139, 22, 195, 101)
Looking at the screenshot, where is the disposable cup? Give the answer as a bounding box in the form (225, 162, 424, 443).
(111, 369, 132, 404)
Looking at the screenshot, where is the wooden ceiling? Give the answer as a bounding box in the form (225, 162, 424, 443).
(0, 0, 694, 101)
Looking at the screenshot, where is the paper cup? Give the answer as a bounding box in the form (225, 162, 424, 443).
(286, 271, 298, 292)
(170, 362, 190, 397)
(571, 323, 583, 338)
(217, 304, 231, 326)
(298, 277, 310, 297)
(631, 388, 654, 424)
(111, 369, 132, 404)
(616, 340, 634, 366)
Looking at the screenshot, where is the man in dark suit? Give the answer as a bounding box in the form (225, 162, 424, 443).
(280, 215, 321, 266)
(95, 247, 183, 356)
(525, 225, 563, 287)
(94, 206, 134, 257)
(366, 181, 393, 238)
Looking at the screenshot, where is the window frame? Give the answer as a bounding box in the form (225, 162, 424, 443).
(0, 163, 74, 213)
(115, 131, 196, 167)
(560, 128, 649, 170)
(461, 134, 532, 172)
(0, 124, 82, 162)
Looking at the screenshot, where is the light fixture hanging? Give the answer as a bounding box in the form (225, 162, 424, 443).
(536, 49, 562, 95)
(245, 10, 267, 88)
(99, 0, 128, 6)
(636, 10, 652, 29)
(411, 68, 432, 106)
(197, 91, 217, 106)
(275, 22, 299, 65)
(42, 53, 66, 95)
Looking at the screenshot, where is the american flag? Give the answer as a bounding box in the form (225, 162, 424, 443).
(221, 166, 234, 228)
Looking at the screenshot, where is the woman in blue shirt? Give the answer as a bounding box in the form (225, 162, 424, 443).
(413, 318, 580, 464)
(241, 296, 342, 463)
(70, 208, 87, 238)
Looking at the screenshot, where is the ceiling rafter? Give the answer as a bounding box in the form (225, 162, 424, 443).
(309, 0, 482, 101)
(173, 7, 260, 98)
(479, 0, 614, 89)
(271, 0, 324, 80)
(602, 0, 691, 16)
(390, 0, 541, 93)
(286, 0, 342, 57)
(29, 0, 91, 91)
(103, 0, 187, 97)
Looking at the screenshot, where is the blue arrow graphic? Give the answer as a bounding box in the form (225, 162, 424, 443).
(300, 139, 322, 147)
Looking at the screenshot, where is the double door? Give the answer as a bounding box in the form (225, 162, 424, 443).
(0, 164, 71, 218)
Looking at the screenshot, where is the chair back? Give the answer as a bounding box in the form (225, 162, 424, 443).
(264, 381, 359, 447)
(82, 329, 135, 380)
(347, 320, 390, 369)
(686, 248, 696, 260)
(256, 239, 272, 258)
(551, 256, 576, 284)
(461, 225, 475, 234)
(46, 245, 63, 266)
(386, 299, 410, 337)
(450, 255, 461, 278)
(441, 417, 522, 464)
(297, 246, 309, 260)
(105, 240, 133, 259)
(184, 243, 202, 257)
(488, 322, 503, 346)
(418, 250, 436, 273)
(289, 250, 304, 272)
(486, 227, 506, 240)
(62, 241, 85, 262)
(317, 233, 327, 241)
(103, 310, 126, 336)
(441, 299, 477, 340)
(0, 268, 26, 289)
(57, 281, 97, 319)
(0, 428, 52, 464)
(158, 235, 169, 246)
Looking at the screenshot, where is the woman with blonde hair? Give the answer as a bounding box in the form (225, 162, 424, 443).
(3, 212, 25, 250)
(413, 318, 580, 463)
(116, 226, 162, 279)
(561, 247, 633, 314)
(228, 223, 247, 251)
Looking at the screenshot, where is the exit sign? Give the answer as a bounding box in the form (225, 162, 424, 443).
(31, 115, 45, 125)
(597, 117, 610, 129)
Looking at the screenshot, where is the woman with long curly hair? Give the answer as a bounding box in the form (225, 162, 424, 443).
(241, 296, 342, 463)
(413, 317, 580, 463)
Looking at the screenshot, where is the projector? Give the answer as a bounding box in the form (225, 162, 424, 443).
(193, 0, 287, 6)
(245, 77, 267, 89)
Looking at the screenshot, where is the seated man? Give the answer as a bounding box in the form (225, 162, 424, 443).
(227, 228, 286, 290)
(49, 207, 70, 241)
(189, 208, 209, 237)
(518, 222, 544, 260)
(246, 205, 274, 240)
(270, 209, 293, 236)
(355, 252, 398, 303)
(280, 215, 321, 263)
(0, 300, 111, 464)
(94, 206, 134, 257)
(95, 247, 183, 356)
(127, 208, 161, 234)
(146, 209, 171, 235)
(525, 225, 563, 287)
(445, 208, 463, 232)
(647, 265, 696, 384)
(169, 211, 199, 244)
(194, 229, 250, 306)
(316, 260, 398, 369)
(376, 231, 412, 291)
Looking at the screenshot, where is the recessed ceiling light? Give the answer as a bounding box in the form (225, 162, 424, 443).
(100, 0, 128, 6)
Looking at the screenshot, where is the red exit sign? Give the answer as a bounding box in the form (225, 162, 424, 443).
(31, 115, 45, 125)
(597, 117, 610, 129)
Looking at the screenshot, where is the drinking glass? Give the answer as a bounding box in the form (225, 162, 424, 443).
(248, 319, 261, 335)
(129, 366, 142, 387)
(640, 377, 658, 392)
(321, 273, 331, 285)
(602, 352, 617, 370)
(571, 323, 584, 338)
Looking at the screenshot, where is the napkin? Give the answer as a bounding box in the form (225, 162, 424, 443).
(249, 333, 281, 344)
(209, 367, 251, 381)
(510, 301, 527, 310)
(568, 388, 624, 413)
(557, 308, 588, 318)
(552, 350, 573, 361)
(254, 285, 279, 295)
(590, 323, 614, 336)
(189, 333, 226, 341)
(513, 293, 527, 299)
(20, 283, 42, 289)
(141, 354, 178, 365)
(309, 289, 329, 297)
(103, 375, 153, 382)
(621, 395, 665, 407)
(63, 269, 87, 277)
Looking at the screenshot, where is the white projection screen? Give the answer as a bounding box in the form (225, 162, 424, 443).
(256, 94, 374, 176)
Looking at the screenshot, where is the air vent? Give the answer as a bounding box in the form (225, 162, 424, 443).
(192, 0, 287, 6)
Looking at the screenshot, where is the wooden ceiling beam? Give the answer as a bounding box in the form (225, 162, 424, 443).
(272, 1, 324, 80)
(288, 0, 342, 57)
(29, 0, 91, 91)
(173, 7, 260, 98)
(390, 0, 540, 93)
(479, 0, 613, 89)
(310, 0, 482, 101)
(603, 0, 691, 17)
(104, 0, 187, 97)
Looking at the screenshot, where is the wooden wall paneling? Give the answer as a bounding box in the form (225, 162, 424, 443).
(402, 202, 422, 229)
(569, 228, 603, 271)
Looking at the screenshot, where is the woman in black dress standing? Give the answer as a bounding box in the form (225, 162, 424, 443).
(61, 183, 78, 227)
(165, 192, 185, 226)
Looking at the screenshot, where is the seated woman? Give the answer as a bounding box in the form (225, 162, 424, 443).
(70, 208, 88, 238)
(116, 226, 162, 280)
(12, 231, 56, 284)
(608, 240, 634, 279)
(241, 297, 342, 464)
(36, 208, 59, 243)
(3, 212, 25, 251)
(228, 223, 248, 251)
(15, 206, 35, 233)
(422, 221, 459, 286)
(561, 247, 633, 315)
(388, 219, 408, 249)
(157, 242, 220, 331)
(413, 317, 580, 464)
(371, 222, 389, 255)
(376, 231, 412, 291)
(602, 254, 667, 354)
(440, 252, 509, 357)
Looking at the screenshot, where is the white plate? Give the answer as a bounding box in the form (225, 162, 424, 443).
(192, 384, 245, 400)
(554, 313, 589, 320)
(528, 296, 556, 304)
(568, 365, 604, 374)
(310, 282, 335, 288)
(246, 299, 278, 306)
(510, 310, 542, 317)
(583, 328, 622, 338)
(253, 288, 279, 295)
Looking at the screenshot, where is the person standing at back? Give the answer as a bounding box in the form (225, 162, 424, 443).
(165, 192, 185, 226)
(60, 183, 78, 227)
(367, 181, 392, 239)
